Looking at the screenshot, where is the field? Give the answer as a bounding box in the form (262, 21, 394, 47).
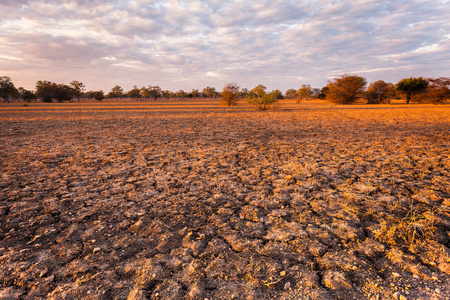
(0, 99, 449, 300)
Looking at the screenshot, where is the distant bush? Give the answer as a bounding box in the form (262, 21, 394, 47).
(221, 82, 240, 106)
(246, 84, 278, 110)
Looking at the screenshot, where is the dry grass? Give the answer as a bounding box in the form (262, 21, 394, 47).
(0, 99, 449, 299)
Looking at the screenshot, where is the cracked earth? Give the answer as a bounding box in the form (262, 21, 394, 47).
(0, 100, 449, 299)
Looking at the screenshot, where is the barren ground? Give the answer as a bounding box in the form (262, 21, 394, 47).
(0, 100, 449, 300)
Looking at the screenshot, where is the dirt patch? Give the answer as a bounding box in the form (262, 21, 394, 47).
(0, 100, 449, 299)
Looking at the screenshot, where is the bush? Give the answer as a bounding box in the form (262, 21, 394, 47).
(221, 82, 240, 106)
(246, 84, 278, 110)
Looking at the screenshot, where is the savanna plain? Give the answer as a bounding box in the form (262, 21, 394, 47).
(0, 99, 449, 300)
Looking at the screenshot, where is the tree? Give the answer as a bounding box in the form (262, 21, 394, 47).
(18, 87, 37, 103)
(127, 86, 141, 99)
(272, 89, 283, 100)
(311, 88, 321, 98)
(246, 84, 278, 110)
(175, 90, 187, 99)
(366, 80, 395, 104)
(395, 77, 428, 104)
(107, 85, 124, 99)
(0, 76, 18, 103)
(424, 77, 450, 104)
(318, 86, 328, 99)
(35, 81, 73, 102)
(326, 75, 367, 104)
(285, 89, 297, 99)
(147, 86, 162, 100)
(85, 90, 105, 101)
(221, 82, 240, 106)
(188, 89, 200, 98)
(297, 84, 312, 102)
(202, 86, 217, 99)
(70, 80, 85, 102)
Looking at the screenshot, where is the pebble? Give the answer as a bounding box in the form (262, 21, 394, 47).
(280, 271, 286, 277)
(93, 247, 101, 253)
(412, 274, 420, 279)
(284, 282, 291, 290)
(435, 288, 441, 294)
(392, 272, 401, 278)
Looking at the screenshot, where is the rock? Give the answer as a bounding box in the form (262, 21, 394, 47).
(93, 247, 101, 253)
(392, 272, 401, 278)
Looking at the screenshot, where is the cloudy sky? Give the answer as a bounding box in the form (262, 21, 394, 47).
(1, 0, 449, 93)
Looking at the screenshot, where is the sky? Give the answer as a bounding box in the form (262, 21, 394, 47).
(1, 0, 449, 93)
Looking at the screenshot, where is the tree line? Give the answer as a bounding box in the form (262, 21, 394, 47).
(1, 75, 449, 107)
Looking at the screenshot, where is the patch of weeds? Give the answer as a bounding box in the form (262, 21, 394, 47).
(373, 201, 437, 247)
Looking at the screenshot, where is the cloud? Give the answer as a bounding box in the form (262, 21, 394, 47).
(0, 0, 449, 92)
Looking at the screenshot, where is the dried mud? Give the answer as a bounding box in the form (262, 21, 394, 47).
(0, 100, 449, 300)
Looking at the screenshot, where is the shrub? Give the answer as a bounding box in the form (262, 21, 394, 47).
(246, 84, 278, 110)
(221, 82, 240, 106)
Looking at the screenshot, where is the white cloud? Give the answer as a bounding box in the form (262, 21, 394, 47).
(0, 0, 449, 92)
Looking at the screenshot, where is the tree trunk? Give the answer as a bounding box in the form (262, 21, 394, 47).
(406, 91, 411, 104)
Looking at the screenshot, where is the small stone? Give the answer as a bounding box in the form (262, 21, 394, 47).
(393, 292, 400, 299)
(45, 275, 54, 283)
(280, 271, 286, 277)
(412, 274, 420, 279)
(39, 270, 47, 277)
(431, 276, 439, 281)
(392, 272, 401, 278)
(399, 295, 407, 300)
(91, 239, 96, 243)
(284, 282, 291, 289)
(435, 288, 441, 294)
(93, 247, 101, 253)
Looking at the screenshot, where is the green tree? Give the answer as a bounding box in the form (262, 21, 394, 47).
(326, 75, 367, 104)
(366, 80, 395, 104)
(70, 80, 85, 102)
(221, 82, 240, 106)
(246, 84, 278, 110)
(395, 77, 428, 104)
(297, 84, 312, 102)
(0, 76, 18, 103)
